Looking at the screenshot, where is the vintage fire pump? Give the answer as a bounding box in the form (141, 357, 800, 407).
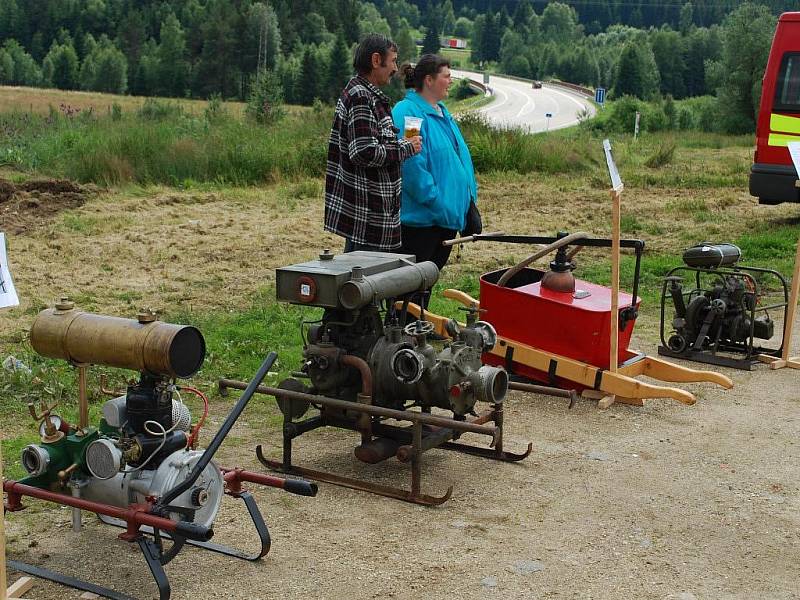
(4, 301, 316, 600)
(402, 232, 733, 406)
(219, 251, 532, 506)
(658, 243, 789, 369)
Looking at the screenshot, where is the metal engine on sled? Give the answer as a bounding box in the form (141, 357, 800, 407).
(658, 243, 789, 370)
(277, 250, 507, 418)
(6, 300, 316, 599)
(20, 301, 221, 525)
(219, 250, 531, 506)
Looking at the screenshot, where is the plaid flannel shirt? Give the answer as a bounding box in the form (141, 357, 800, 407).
(324, 76, 415, 249)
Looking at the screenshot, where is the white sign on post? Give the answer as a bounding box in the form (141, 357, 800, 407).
(603, 139, 623, 191)
(788, 141, 800, 181)
(0, 232, 19, 309)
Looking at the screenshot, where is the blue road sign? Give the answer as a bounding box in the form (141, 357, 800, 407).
(595, 87, 606, 105)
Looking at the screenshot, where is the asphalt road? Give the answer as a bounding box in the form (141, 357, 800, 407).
(452, 69, 596, 132)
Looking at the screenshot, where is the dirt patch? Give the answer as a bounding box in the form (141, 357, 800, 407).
(0, 177, 93, 234)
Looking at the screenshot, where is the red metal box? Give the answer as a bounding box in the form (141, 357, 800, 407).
(479, 267, 640, 372)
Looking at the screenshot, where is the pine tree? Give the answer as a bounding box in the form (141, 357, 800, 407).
(614, 40, 660, 100)
(651, 29, 687, 99)
(2, 40, 42, 86)
(440, 0, 456, 34)
(156, 13, 189, 97)
(395, 25, 416, 64)
(298, 46, 319, 105)
(338, 0, 361, 45)
(421, 23, 439, 55)
(679, 2, 694, 34)
(0, 49, 13, 84)
(327, 32, 351, 101)
(194, 0, 237, 98)
(246, 69, 285, 124)
(480, 12, 500, 62)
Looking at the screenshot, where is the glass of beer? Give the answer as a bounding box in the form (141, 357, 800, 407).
(404, 116, 422, 138)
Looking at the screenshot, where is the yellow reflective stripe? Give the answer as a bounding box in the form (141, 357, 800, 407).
(767, 132, 800, 147)
(770, 113, 800, 134)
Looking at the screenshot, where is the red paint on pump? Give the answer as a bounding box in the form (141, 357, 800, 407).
(479, 268, 640, 384)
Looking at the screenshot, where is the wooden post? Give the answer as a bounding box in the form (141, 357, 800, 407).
(597, 186, 623, 410)
(758, 235, 800, 370)
(1, 439, 6, 598)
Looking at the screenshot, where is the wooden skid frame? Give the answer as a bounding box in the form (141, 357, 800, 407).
(399, 295, 733, 407)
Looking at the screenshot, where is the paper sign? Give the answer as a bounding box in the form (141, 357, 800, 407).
(0, 232, 19, 309)
(603, 139, 623, 191)
(788, 142, 800, 179)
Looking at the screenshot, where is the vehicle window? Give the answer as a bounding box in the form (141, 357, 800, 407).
(774, 52, 800, 113)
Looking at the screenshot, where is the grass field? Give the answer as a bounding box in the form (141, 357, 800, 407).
(0, 85, 247, 117)
(439, 46, 473, 69)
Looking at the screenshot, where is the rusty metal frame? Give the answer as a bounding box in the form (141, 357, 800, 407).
(218, 379, 532, 506)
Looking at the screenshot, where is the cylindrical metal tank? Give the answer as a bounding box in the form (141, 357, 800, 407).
(30, 302, 205, 378)
(682, 243, 742, 268)
(339, 261, 439, 309)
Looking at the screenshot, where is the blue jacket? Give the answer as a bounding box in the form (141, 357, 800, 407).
(392, 90, 477, 231)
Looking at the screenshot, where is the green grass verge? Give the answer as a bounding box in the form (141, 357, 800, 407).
(0, 96, 755, 188)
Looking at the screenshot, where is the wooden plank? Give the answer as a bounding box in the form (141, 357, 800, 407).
(489, 339, 696, 405)
(609, 188, 621, 374)
(1, 436, 6, 597)
(7, 577, 34, 598)
(597, 394, 616, 409)
(619, 355, 733, 389)
(442, 288, 480, 308)
(776, 237, 800, 367)
(582, 390, 644, 407)
(762, 355, 800, 370)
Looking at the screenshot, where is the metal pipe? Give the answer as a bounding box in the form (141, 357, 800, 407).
(218, 378, 499, 439)
(339, 262, 439, 309)
(340, 354, 372, 397)
(341, 354, 373, 443)
(70, 479, 86, 532)
(221, 468, 318, 497)
(156, 352, 278, 510)
(396, 426, 454, 463)
(498, 231, 590, 287)
(442, 231, 506, 247)
(509, 381, 578, 400)
(77, 365, 88, 430)
(3, 480, 212, 542)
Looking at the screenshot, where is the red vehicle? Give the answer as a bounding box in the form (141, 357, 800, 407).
(750, 12, 800, 204)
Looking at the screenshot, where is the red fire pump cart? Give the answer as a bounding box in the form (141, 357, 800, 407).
(404, 232, 733, 407)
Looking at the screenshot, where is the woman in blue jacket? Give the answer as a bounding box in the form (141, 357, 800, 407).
(392, 54, 478, 272)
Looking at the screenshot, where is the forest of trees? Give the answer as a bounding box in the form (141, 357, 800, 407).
(0, 0, 791, 131)
(406, 0, 795, 30)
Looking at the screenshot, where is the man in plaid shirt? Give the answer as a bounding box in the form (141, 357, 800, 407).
(325, 34, 423, 251)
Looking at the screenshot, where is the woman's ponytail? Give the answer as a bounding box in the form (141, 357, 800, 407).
(400, 63, 416, 89)
(400, 54, 450, 91)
